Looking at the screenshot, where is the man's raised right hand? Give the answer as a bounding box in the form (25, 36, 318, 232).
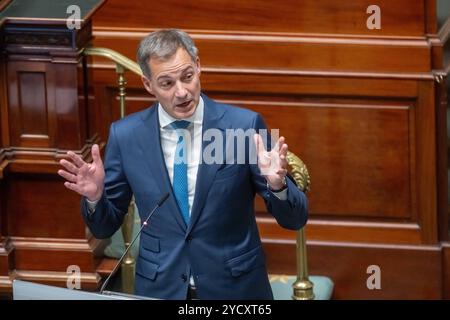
(58, 144, 105, 202)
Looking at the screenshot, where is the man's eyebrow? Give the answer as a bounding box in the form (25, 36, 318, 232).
(181, 65, 194, 72)
(156, 75, 172, 82)
(156, 66, 194, 81)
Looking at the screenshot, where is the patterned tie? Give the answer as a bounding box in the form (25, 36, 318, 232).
(171, 120, 191, 225)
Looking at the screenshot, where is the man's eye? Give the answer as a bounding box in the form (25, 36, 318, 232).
(183, 74, 193, 81)
(160, 81, 172, 87)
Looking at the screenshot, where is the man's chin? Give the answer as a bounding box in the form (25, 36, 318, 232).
(173, 101, 196, 118)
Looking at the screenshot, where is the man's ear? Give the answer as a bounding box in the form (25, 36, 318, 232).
(141, 76, 153, 95)
(196, 57, 201, 76)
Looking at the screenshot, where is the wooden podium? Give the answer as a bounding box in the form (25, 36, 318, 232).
(0, 0, 106, 295)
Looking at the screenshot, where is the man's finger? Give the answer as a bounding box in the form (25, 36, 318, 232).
(271, 137, 279, 153)
(279, 143, 288, 157)
(254, 133, 267, 157)
(64, 181, 82, 194)
(91, 144, 102, 167)
(59, 159, 79, 174)
(58, 169, 77, 183)
(272, 136, 285, 153)
(67, 151, 86, 168)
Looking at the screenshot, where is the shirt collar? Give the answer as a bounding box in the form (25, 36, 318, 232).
(158, 96, 204, 129)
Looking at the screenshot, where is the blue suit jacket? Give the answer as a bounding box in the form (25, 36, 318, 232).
(82, 94, 308, 299)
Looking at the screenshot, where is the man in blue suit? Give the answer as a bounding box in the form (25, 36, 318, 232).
(58, 29, 308, 300)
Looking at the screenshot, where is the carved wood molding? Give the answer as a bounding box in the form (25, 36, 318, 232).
(3, 21, 92, 53)
(5, 31, 72, 46)
(257, 217, 423, 245)
(94, 27, 437, 44)
(10, 269, 101, 285)
(91, 61, 440, 81)
(92, 28, 443, 76)
(0, 135, 102, 174)
(11, 237, 94, 251)
(10, 233, 106, 251)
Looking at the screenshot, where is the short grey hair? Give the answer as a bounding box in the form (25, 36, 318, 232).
(137, 29, 198, 79)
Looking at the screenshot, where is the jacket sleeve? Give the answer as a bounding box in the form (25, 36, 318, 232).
(80, 123, 132, 239)
(250, 113, 308, 230)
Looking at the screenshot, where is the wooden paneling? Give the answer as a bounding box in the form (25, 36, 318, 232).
(436, 88, 449, 240)
(93, 0, 432, 36)
(7, 62, 56, 148)
(90, 71, 432, 245)
(0, 172, 106, 290)
(2, 23, 99, 175)
(416, 81, 439, 243)
(0, 9, 108, 292)
(6, 59, 92, 151)
(258, 218, 423, 245)
(93, 34, 432, 74)
(249, 100, 413, 220)
(5, 173, 85, 238)
(11, 236, 106, 272)
(263, 240, 442, 299)
(13, 249, 96, 272)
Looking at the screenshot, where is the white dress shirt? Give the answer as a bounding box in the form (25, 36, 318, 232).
(158, 97, 204, 217)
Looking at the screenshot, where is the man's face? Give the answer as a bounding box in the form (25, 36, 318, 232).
(142, 47, 201, 119)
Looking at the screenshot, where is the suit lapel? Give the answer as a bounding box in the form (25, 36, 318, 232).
(134, 104, 187, 231)
(188, 95, 227, 234)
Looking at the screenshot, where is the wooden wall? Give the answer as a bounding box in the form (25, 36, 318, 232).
(0, 0, 448, 299)
(0, 15, 107, 294)
(86, 0, 449, 299)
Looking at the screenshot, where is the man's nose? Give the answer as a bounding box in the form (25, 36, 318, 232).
(174, 81, 188, 98)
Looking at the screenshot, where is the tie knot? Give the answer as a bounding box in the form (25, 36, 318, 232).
(170, 120, 190, 130)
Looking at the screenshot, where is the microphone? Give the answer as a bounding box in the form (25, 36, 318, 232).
(99, 192, 170, 294)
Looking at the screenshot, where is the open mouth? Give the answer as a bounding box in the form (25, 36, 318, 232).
(176, 100, 191, 108)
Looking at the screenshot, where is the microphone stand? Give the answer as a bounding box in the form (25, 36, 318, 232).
(99, 193, 170, 295)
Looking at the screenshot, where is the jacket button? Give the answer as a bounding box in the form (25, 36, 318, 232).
(186, 235, 193, 242)
(181, 274, 187, 282)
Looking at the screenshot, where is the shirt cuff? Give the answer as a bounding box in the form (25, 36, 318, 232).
(86, 198, 99, 213)
(267, 177, 288, 200)
(270, 187, 288, 200)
